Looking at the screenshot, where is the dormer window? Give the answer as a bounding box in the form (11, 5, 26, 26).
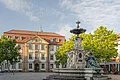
(50, 38, 54, 42)
(56, 38, 59, 42)
(5, 36, 8, 38)
(22, 37, 26, 40)
(9, 36, 11, 38)
(61, 39, 65, 42)
(59, 39, 61, 42)
(19, 36, 22, 40)
(15, 36, 18, 39)
(12, 36, 15, 39)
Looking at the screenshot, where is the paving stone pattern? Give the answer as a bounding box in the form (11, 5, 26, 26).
(0, 72, 120, 80)
(0, 72, 52, 80)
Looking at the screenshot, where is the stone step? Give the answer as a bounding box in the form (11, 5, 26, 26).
(45, 75, 86, 80)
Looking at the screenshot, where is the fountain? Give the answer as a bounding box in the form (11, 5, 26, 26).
(44, 21, 109, 80)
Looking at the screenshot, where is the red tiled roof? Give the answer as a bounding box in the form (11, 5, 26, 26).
(4, 29, 65, 44)
(118, 33, 120, 37)
(4, 29, 64, 37)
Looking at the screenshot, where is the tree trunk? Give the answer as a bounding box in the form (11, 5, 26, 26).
(12, 63, 15, 75)
(0, 63, 3, 72)
(7, 60, 10, 72)
(0, 63, 2, 72)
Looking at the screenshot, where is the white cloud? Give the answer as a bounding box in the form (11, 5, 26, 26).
(57, 24, 73, 40)
(0, 0, 40, 22)
(59, 0, 120, 33)
(0, 0, 62, 22)
(1, 0, 120, 37)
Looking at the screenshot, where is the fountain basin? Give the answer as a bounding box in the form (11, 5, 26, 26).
(46, 68, 109, 80)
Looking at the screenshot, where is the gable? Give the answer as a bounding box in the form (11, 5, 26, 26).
(27, 37, 49, 44)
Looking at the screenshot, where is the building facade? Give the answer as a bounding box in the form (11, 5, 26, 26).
(3, 29, 65, 72)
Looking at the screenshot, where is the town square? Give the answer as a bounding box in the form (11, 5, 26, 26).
(0, 0, 120, 80)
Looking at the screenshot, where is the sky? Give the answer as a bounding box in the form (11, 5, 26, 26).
(0, 0, 120, 39)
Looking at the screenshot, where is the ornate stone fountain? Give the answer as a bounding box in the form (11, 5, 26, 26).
(67, 21, 86, 69)
(44, 21, 109, 80)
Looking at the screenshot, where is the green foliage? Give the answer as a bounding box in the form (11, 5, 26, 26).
(0, 36, 21, 70)
(55, 26, 117, 64)
(81, 26, 117, 62)
(55, 36, 75, 64)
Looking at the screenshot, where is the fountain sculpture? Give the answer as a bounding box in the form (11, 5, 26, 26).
(44, 21, 109, 80)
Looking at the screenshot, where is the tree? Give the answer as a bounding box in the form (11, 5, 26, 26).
(0, 36, 20, 72)
(81, 26, 117, 62)
(55, 36, 75, 64)
(0, 47, 5, 72)
(55, 26, 117, 64)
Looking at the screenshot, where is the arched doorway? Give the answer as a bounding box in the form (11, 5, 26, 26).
(34, 63, 39, 72)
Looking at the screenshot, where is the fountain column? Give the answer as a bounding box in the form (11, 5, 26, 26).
(67, 21, 86, 69)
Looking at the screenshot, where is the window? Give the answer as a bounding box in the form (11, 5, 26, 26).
(41, 64, 45, 69)
(29, 63, 32, 69)
(29, 52, 33, 60)
(29, 44, 33, 50)
(56, 64, 59, 68)
(50, 64, 53, 69)
(5, 63, 7, 69)
(35, 54, 38, 59)
(62, 64, 66, 68)
(35, 45, 39, 50)
(41, 44, 44, 50)
(50, 54, 54, 60)
(50, 45, 54, 51)
(12, 64, 16, 69)
(18, 63, 22, 69)
(41, 54, 45, 60)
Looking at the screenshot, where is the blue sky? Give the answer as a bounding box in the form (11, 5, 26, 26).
(0, 0, 120, 39)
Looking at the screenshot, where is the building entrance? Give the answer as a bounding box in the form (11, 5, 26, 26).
(34, 63, 39, 72)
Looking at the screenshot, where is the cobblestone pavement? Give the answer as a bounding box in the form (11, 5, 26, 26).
(0, 72, 53, 80)
(0, 72, 120, 80)
(106, 74, 120, 80)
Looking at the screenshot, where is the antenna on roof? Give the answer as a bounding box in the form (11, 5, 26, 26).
(39, 26, 43, 32)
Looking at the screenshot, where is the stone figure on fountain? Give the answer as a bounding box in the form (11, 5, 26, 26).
(86, 52, 100, 68)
